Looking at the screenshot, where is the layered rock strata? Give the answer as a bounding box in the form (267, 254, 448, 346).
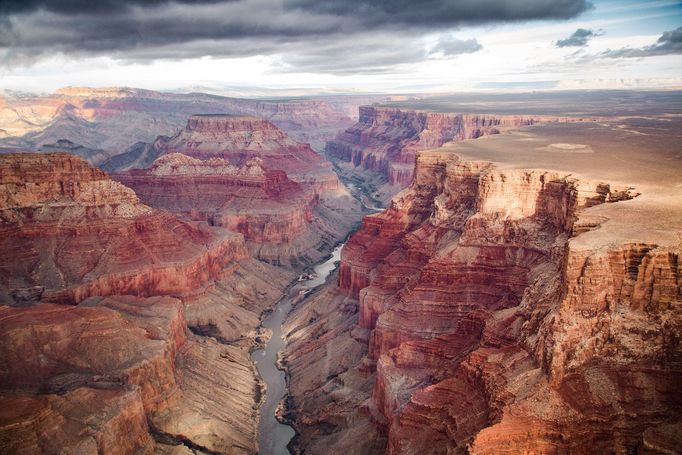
(0, 283, 288, 455)
(106, 114, 341, 192)
(0, 151, 300, 454)
(284, 149, 681, 454)
(326, 106, 574, 202)
(114, 153, 314, 245)
(0, 153, 246, 305)
(110, 116, 362, 267)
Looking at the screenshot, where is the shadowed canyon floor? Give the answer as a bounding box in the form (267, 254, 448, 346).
(0, 90, 680, 455)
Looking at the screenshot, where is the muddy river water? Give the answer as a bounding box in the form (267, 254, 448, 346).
(251, 243, 344, 454)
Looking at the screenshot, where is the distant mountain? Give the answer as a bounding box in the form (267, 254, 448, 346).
(0, 86, 386, 165)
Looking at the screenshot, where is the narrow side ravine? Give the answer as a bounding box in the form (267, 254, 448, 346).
(251, 243, 345, 454)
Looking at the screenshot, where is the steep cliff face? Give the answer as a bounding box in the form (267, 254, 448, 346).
(108, 116, 362, 267)
(0, 153, 247, 305)
(285, 149, 680, 454)
(0, 289, 286, 455)
(326, 106, 572, 203)
(0, 151, 298, 453)
(107, 114, 340, 190)
(114, 153, 315, 245)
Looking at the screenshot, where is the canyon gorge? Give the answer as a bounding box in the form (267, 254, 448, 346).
(0, 89, 680, 455)
(325, 106, 586, 204)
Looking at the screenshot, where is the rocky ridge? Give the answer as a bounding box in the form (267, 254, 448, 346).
(326, 106, 582, 203)
(0, 151, 299, 454)
(0, 87, 384, 163)
(114, 153, 316, 249)
(0, 153, 246, 305)
(283, 148, 681, 454)
(111, 115, 363, 268)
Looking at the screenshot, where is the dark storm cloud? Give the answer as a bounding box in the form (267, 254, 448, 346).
(430, 38, 482, 56)
(286, 0, 592, 27)
(1, 1, 339, 60)
(596, 26, 682, 58)
(0, 0, 230, 15)
(555, 28, 602, 47)
(0, 0, 591, 73)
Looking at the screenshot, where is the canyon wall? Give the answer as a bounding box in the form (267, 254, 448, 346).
(285, 149, 681, 454)
(110, 115, 362, 267)
(114, 153, 314, 245)
(152, 114, 334, 184)
(0, 151, 300, 454)
(326, 106, 576, 203)
(0, 153, 246, 305)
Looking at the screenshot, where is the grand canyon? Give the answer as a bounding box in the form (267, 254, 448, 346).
(1, 1, 681, 454)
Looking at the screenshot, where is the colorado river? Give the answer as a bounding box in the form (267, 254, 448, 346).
(252, 243, 345, 454)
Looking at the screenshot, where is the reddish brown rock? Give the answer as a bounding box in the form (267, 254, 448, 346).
(114, 153, 315, 245)
(109, 117, 363, 267)
(326, 106, 577, 202)
(0, 297, 185, 406)
(0, 296, 181, 454)
(0, 153, 247, 305)
(117, 114, 344, 195)
(0, 151, 301, 454)
(0, 291, 278, 455)
(162, 115, 327, 179)
(285, 146, 680, 454)
(0, 388, 155, 455)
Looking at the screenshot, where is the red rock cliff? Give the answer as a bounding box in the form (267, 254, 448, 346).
(327, 106, 565, 188)
(290, 149, 679, 454)
(113, 153, 315, 245)
(110, 114, 363, 268)
(158, 114, 338, 190)
(0, 153, 247, 305)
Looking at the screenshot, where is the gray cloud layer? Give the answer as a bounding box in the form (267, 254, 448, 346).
(1, 0, 591, 73)
(597, 26, 682, 58)
(286, 0, 592, 27)
(555, 28, 602, 47)
(430, 38, 483, 56)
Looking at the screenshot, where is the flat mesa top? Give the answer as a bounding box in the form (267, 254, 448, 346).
(438, 117, 682, 250)
(189, 114, 261, 120)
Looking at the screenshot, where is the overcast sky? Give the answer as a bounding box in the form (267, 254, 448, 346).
(0, 0, 680, 94)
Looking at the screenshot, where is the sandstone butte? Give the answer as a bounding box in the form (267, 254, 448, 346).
(326, 106, 585, 204)
(0, 152, 298, 454)
(283, 126, 682, 454)
(111, 114, 362, 267)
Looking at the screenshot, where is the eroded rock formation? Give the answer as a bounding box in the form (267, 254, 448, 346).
(0, 151, 300, 454)
(326, 106, 577, 203)
(284, 149, 681, 454)
(114, 153, 314, 245)
(0, 153, 246, 305)
(0, 289, 285, 454)
(110, 116, 363, 267)
(107, 114, 340, 190)
(0, 87, 384, 163)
